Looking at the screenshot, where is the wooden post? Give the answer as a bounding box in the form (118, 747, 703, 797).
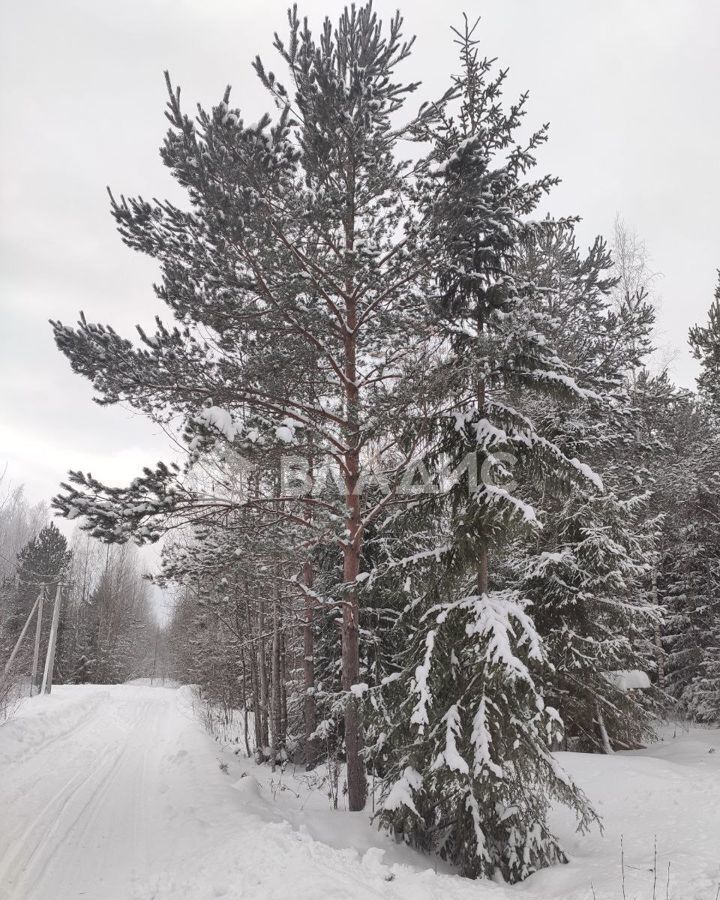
(3, 592, 41, 677)
(30, 588, 45, 695)
(41, 582, 62, 695)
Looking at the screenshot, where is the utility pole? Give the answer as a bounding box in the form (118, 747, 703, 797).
(41, 582, 63, 695)
(30, 587, 45, 696)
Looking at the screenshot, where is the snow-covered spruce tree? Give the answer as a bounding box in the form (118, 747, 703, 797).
(622, 283, 720, 725)
(520, 491, 658, 750)
(690, 271, 720, 420)
(627, 359, 720, 723)
(656, 287, 720, 721)
(661, 446, 720, 722)
(369, 21, 600, 883)
(513, 223, 660, 751)
(629, 372, 701, 682)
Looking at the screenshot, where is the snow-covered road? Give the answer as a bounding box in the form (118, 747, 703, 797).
(1, 684, 719, 900)
(0, 685, 237, 900)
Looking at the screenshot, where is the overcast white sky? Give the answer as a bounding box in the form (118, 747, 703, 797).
(2, 0, 719, 507)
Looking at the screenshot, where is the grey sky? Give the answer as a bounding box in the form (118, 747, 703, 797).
(2, 0, 719, 506)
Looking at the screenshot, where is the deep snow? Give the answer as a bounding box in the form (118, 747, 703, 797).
(0, 685, 718, 900)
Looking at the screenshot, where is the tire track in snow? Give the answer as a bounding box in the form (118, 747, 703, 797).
(0, 696, 153, 900)
(0, 690, 113, 812)
(0, 731, 131, 898)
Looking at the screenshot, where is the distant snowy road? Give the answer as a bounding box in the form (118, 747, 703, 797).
(1, 685, 719, 900)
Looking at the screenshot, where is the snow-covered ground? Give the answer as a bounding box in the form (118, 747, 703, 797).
(0, 685, 718, 900)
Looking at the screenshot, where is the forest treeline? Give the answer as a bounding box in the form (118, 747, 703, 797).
(10, 3, 720, 885)
(0, 479, 163, 704)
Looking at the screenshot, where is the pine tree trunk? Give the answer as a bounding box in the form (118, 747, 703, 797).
(258, 604, 270, 754)
(342, 395, 367, 809)
(341, 161, 366, 812)
(596, 701, 614, 754)
(270, 579, 282, 770)
(251, 664, 263, 758)
(302, 560, 318, 768)
(244, 595, 263, 756)
(342, 515, 366, 811)
(240, 648, 251, 758)
(279, 628, 288, 742)
(652, 569, 665, 689)
(654, 621, 665, 689)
